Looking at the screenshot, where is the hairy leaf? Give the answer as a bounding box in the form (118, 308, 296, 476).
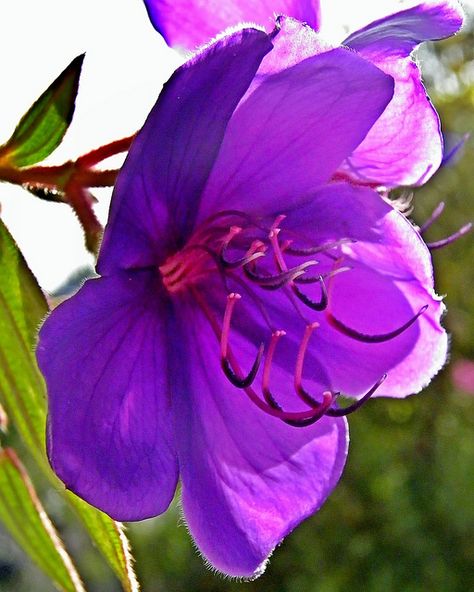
(0, 448, 85, 591)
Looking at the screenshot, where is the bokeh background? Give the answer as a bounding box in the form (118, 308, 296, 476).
(0, 1, 473, 591)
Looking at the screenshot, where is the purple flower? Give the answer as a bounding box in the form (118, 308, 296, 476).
(143, 0, 464, 187)
(37, 23, 447, 577)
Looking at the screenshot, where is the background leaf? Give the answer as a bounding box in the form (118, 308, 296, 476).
(0, 448, 85, 592)
(0, 218, 140, 591)
(0, 54, 84, 168)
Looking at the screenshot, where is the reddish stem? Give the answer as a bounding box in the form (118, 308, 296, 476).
(77, 134, 135, 169)
(65, 180, 103, 255)
(0, 135, 135, 254)
(0, 134, 134, 190)
(0, 164, 119, 189)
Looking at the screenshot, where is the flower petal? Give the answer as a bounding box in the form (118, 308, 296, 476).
(198, 37, 394, 220)
(173, 302, 348, 577)
(345, 1, 464, 55)
(143, 0, 321, 49)
(282, 183, 447, 397)
(37, 271, 179, 520)
(98, 27, 272, 274)
(254, 15, 335, 77)
(340, 0, 464, 187)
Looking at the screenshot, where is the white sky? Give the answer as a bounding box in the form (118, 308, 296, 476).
(0, 0, 472, 292)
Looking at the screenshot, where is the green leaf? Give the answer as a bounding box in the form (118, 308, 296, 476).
(0, 54, 84, 167)
(0, 448, 85, 591)
(66, 494, 140, 592)
(0, 218, 49, 463)
(0, 218, 140, 591)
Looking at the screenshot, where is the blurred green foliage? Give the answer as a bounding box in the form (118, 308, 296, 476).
(1, 12, 474, 592)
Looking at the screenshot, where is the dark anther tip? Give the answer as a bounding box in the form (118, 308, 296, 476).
(221, 343, 264, 389)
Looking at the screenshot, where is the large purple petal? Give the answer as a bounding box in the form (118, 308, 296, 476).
(98, 28, 272, 275)
(143, 0, 321, 50)
(37, 271, 179, 520)
(340, 0, 464, 187)
(172, 299, 348, 577)
(198, 40, 394, 221)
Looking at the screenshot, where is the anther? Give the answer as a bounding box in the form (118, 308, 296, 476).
(243, 260, 315, 290)
(427, 222, 472, 250)
(220, 293, 264, 388)
(419, 202, 445, 233)
(294, 265, 351, 285)
(326, 374, 387, 416)
(219, 226, 264, 269)
(285, 238, 355, 257)
(327, 305, 428, 344)
(418, 201, 472, 250)
(292, 276, 328, 312)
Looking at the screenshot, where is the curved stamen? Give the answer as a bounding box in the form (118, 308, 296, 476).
(294, 322, 321, 407)
(220, 229, 266, 269)
(270, 214, 287, 230)
(222, 353, 263, 388)
(427, 222, 472, 250)
(419, 201, 445, 233)
(261, 326, 335, 427)
(294, 265, 352, 285)
(292, 276, 328, 312)
(243, 260, 315, 289)
(326, 374, 387, 417)
(262, 330, 286, 409)
(220, 293, 263, 388)
(285, 238, 355, 257)
(269, 227, 287, 272)
(327, 305, 428, 344)
(284, 392, 334, 427)
(266, 227, 321, 297)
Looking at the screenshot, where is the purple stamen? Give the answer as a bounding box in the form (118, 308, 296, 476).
(292, 277, 328, 312)
(293, 323, 324, 407)
(221, 349, 264, 388)
(285, 238, 355, 257)
(259, 328, 336, 427)
(220, 241, 266, 269)
(419, 201, 445, 233)
(284, 393, 334, 427)
(294, 265, 352, 285)
(427, 222, 472, 250)
(327, 305, 428, 343)
(220, 293, 264, 388)
(243, 260, 315, 289)
(326, 374, 387, 416)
